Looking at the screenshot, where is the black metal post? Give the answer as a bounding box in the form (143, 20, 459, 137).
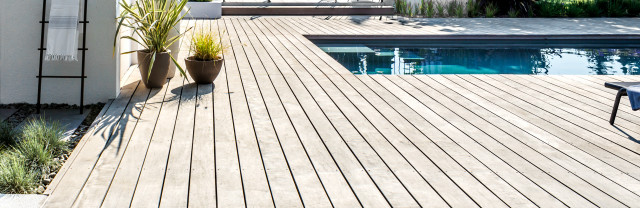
(80, 0, 88, 114)
(37, 0, 47, 114)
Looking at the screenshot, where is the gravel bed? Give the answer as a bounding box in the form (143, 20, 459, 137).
(0, 103, 105, 194)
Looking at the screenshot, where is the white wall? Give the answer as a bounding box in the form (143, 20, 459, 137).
(0, 0, 121, 105)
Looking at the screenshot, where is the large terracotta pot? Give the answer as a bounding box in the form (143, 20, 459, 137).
(185, 56, 223, 84)
(137, 50, 170, 88)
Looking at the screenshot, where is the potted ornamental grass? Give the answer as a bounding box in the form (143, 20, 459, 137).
(185, 30, 225, 84)
(115, 0, 191, 88)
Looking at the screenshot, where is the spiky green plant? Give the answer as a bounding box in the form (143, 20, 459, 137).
(20, 117, 66, 156)
(115, 0, 192, 80)
(455, 1, 466, 17)
(484, 2, 499, 17)
(426, 0, 435, 17)
(466, 0, 480, 17)
(0, 121, 17, 148)
(508, 8, 520, 17)
(0, 155, 37, 194)
(446, 0, 459, 17)
(190, 30, 225, 61)
(436, 2, 445, 17)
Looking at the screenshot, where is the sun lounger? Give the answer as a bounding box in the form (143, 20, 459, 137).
(604, 82, 640, 125)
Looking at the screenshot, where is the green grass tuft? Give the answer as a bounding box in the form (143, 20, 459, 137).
(0, 121, 17, 148)
(0, 155, 38, 194)
(20, 117, 66, 156)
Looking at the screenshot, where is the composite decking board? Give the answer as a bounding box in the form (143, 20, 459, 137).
(239, 20, 338, 207)
(361, 75, 550, 207)
(244, 19, 363, 207)
(562, 75, 640, 124)
(273, 18, 480, 208)
(188, 83, 217, 208)
(160, 83, 197, 208)
(188, 21, 217, 208)
(274, 18, 453, 208)
(159, 20, 199, 208)
(374, 75, 575, 207)
(295, 18, 332, 35)
(130, 77, 185, 207)
(132, 20, 194, 208)
(71, 81, 152, 208)
(45, 17, 640, 207)
(279, 18, 528, 207)
(428, 75, 628, 207)
(490, 75, 640, 170)
(378, 74, 604, 206)
(450, 75, 640, 201)
(43, 99, 114, 196)
(507, 75, 640, 136)
(223, 18, 275, 207)
(228, 18, 303, 207)
(393, 75, 574, 207)
(101, 79, 170, 207)
(539, 75, 640, 120)
(512, 76, 640, 152)
(524, 75, 640, 137)
(547, 75, 640, 129)
(255, 18, 395, 207)
(214, 20, 247, 208)
(262, 17, 428, 208)
(43, 81, 139, 207)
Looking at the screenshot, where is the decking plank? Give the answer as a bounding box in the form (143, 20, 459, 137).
(231, 17, 308, 207)
(130, 76, 185, 208)
(255, 18, 395, 207)
(71, 81, 151, 208)
(237, 18, 335, 208)
(491, 75, 640, 169)
(261, 17, 425, 208)
(44, 100, 113, 196)
(159, 83, 197, 207)
(223, 18, 275, 207)
(429, 75, 628, 207)
(244, 18, 362, 207)
(100, 79, 170, 207)
(214, 20, 246, 208)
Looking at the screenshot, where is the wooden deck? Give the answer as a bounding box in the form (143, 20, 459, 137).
(43, 17, 640, 208)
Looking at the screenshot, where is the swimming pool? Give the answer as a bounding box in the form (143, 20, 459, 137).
(314, 39, 640, 75)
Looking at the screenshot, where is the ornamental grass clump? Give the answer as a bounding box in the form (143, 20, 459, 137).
(20, 118, 66, 156)
(190, 30, 225, 61)
(484, 2, 499, 17)
(0, 121, 17, 148)
(0, 155, 38, 194)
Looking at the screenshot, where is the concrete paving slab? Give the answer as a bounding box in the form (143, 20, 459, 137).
(0, 109, 17, 121)
(0, 194, 46, 208)
(18, 109, 89, 141)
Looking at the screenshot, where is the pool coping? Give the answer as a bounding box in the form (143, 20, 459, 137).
(304, 34, 640, 40)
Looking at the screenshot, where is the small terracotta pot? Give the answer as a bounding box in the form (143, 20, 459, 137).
(137, 50, 170, 88)
(185, 56, 224, 84)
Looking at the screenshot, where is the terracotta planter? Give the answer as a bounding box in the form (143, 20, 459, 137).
(137, 50, 170, 88)
(185, 56, 223, 84)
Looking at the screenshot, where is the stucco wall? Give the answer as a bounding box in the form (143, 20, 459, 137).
(0, 0, 121, 105)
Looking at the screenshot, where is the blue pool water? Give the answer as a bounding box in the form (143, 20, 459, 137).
(315, 41, 640, 75)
